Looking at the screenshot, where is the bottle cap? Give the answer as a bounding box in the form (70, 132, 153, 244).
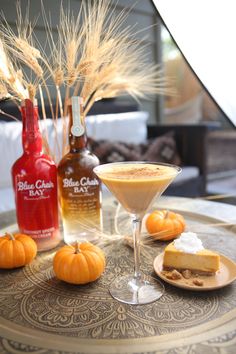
(70, 96, 85, 137)
(67, 96, 83, 106)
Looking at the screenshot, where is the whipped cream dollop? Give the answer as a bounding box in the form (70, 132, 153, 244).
(174, 232, 204, 254)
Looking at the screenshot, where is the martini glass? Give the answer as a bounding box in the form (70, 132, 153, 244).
(94, 162, 181, 305)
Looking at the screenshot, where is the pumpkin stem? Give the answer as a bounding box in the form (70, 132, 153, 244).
(5, 232, 15, 240)
(74, 241, 81, 254)
(164, 210, 169, 219)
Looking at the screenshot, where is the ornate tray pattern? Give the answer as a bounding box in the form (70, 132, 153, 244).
(0, 197, 236, 353)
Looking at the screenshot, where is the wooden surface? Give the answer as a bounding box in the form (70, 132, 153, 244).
(0, 196, 236, 353)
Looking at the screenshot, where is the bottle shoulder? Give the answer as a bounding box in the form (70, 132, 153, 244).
(12, 153, 56, 173)
(58, 150, 99, 169)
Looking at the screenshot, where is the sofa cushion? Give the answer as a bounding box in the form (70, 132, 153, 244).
(89, 131, 182, 165)
(86, 111, 149, 143)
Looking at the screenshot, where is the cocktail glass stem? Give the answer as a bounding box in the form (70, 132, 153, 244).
(109, 211, 165, 305)
(93, 161, 181, 305)
(132, 215, 142, 279)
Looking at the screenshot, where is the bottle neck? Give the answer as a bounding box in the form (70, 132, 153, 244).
(21, 99, 43, 154)
(69, 133, 88, 152)
(68, 97, 87, 152)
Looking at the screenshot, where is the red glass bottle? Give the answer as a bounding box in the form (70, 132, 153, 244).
(11, 99, 60, 251)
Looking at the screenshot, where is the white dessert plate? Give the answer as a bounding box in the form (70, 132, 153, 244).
(153, 252, 236, 291)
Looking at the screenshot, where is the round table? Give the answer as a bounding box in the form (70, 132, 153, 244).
(0, 196, 236, 354)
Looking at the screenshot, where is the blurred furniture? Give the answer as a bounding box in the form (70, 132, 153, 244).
(0, 111, 148, 212)
(0, 93, 220, 210)
(206, 129, 236, 201)
(207, 130, 236, 175)
(148, 123, 216, 197)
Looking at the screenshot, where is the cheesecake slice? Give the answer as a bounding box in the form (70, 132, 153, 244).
(163, 233, 220, 273)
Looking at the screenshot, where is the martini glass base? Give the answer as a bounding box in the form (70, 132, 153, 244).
(109, 273, 165, 305)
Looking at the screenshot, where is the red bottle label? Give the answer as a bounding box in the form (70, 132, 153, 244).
(15, 176, 59, 240)
(17, 179, 55, 199)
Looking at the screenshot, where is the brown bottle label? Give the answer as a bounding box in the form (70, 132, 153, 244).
(60, 176, 101, 222)
(63, 177, 99, 193)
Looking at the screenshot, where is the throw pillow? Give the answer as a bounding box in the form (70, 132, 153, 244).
(143, 131, 181, 165)
(88, 131, 181, 165)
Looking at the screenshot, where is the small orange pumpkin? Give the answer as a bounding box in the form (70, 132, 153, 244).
(146, 210, 186, 241)
(0, 233, 37, 269)
(53, 242, 106, 284)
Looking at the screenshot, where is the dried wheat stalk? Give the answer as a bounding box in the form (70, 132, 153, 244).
(0, 0, 173, 160)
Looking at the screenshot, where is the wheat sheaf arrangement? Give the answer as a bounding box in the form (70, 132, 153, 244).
(0, 0, 171, 159)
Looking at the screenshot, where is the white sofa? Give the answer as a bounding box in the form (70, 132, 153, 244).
(0, 111, 149, 212)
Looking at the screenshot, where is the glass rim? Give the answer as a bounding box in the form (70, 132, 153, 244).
(93, 161, 182, 177)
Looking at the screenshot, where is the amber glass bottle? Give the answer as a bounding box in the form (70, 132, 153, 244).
(58, 97, 102, 244)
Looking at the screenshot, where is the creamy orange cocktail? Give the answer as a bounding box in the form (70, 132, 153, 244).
(94, 162, 181, 305)
(96, 163, 179, 215)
